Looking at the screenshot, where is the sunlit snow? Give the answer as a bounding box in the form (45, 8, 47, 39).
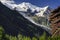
(0, 0, 51, 33)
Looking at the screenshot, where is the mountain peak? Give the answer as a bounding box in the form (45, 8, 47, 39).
(16, 2, 50, 17)
(0, 0, 50, 17)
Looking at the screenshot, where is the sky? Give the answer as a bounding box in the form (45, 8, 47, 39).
(14, 0, 60, 9)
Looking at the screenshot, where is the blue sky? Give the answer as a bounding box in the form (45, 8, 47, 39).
(14, 0, 60, 9)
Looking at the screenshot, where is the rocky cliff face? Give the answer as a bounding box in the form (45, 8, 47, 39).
(0, 2, 50, 37)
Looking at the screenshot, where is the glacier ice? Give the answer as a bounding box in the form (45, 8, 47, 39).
(0, 0, 51, 33)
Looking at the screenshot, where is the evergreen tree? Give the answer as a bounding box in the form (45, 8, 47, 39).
(18, 34, 23, 40)
(32, 37, 37, 40)
(9, 35, 17, 40)
(0, 26, 4, 40)
(39, 32, 46, 40)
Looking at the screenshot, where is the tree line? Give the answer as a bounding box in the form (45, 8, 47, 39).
(0, 26, 60, 40)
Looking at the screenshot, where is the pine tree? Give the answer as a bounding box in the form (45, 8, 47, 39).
(32, 37, 37, 40)
(0, 26, 4, 40)
(18, 34, 23, 40)
(4, 34, 10, 40)
(27, 37, 31, 40)
(48, 36, 51, 40)
(39, 32, 46, 40)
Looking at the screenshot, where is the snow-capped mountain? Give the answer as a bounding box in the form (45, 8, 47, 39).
(0, 2, 51, 37)
(16, 2, 44, 12)
(0, 0, 51, 33)
(16, 2, 51, 17)
(0, 0, 51, 17)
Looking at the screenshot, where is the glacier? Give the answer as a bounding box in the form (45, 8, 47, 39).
(0, 0, 51, 33)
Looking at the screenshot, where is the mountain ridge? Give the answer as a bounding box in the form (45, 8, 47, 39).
(0, 0, 51, 30)
(0, 0, 50, 17)
(0, 2, 51, 37)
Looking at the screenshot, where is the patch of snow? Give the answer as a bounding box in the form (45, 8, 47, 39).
(0, 0, 17, 10)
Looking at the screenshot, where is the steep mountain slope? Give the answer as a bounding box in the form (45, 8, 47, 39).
(0, 0, 51, 27)
(0, 2, 51, 37)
